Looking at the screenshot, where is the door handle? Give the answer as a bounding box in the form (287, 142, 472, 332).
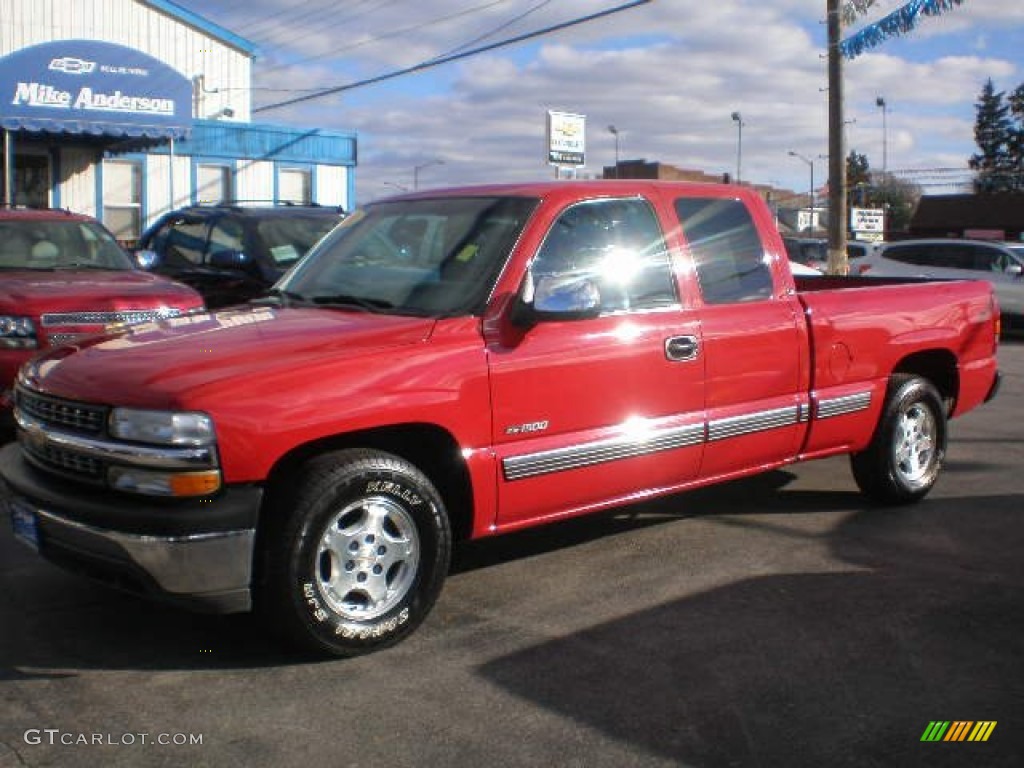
(665, 335, 699, 362)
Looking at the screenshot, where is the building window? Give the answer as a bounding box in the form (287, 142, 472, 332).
(197, 164, 232, 203)
(103, 160, 142, 244)
(279, 168, 311, 204)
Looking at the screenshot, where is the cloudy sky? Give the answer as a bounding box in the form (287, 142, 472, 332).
(173, 0, 1024, 204)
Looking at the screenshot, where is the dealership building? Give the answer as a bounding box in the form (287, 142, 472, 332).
(0, 0, 356, 242)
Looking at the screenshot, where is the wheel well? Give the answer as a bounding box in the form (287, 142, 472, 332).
(262, 424, 475, 542)
(893, 349, 958, 411)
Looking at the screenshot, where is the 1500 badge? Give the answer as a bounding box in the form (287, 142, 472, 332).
(505, 420, 549, 435)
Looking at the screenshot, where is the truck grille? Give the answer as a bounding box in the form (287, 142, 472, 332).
(16, 388, 107, 435)
(40, 308, 184, 327)
(22, 439, 104, 483)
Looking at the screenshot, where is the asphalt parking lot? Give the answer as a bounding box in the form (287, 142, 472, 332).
(1, 341, 1022, 768)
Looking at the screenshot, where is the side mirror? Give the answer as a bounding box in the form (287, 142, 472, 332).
(534, 274, 602, 317)
(1006, 262, 1023, 277)
(134, 249, 160, 270)
(208, 249, 251, 270)
(511, 271, 602, 325)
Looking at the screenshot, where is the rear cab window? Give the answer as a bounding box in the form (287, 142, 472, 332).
(674, 197, 773, 304)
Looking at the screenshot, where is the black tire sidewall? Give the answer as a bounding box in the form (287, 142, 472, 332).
(874, 376, 946, 501)
(272, 452, 451, 656)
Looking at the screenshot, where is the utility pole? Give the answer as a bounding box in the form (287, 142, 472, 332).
(826, 0, 848, 275)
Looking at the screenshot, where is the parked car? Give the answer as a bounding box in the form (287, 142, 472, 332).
(784, 237, 877, 272)
(135, 202, 345, 308)
(1, 181, 1000, 657)
(856, 238, 1024, 329)
(783, 236, 828, 270)
(0, 207, 204, 419)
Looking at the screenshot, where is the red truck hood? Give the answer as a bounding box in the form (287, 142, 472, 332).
(24, 305, 437, 408)
(0, 268, 202, 313)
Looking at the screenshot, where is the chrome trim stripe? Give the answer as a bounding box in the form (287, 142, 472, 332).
(816, 391, 872, 419)
(41, 308, 184, 327)
(503, 422, 705, 481)
(14, 410, 218, 470)
(707, 406, 800, 442)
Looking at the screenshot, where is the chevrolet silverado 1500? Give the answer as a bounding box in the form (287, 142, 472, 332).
(0, 181, 1001, 656)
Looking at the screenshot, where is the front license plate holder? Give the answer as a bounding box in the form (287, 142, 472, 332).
(9, 499, 40, 551)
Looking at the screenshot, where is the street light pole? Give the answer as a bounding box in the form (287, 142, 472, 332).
(876, 96, 888, 176)
(413, 159, 444, 191)
(608, 125, 620, 178)
(788, 150, 815, 221)
(731, 112, 744, 184)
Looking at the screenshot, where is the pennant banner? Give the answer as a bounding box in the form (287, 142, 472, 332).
(841, 0, 967, 59)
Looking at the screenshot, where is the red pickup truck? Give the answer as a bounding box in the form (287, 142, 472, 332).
(0, 208, 204, 418)
(0, 181, 1000, 657)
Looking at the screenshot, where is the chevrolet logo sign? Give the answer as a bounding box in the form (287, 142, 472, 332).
(48, 57, 96, 75)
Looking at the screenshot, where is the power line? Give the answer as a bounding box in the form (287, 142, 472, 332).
(253, 0, 652, 113)
(234, 0, 399, 39)
(429, 0, 555, 61)
(258, 0, 513, 76)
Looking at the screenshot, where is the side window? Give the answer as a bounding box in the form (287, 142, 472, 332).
(675, 197, 772, 304)
(969, 246, 1003, 272)
(153, 218, 208, 266)
(208, 218, 245, 260)
(531, 198, 676, 313)
(885, 245, 927, 266)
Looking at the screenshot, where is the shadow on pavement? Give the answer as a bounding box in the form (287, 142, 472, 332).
(475, 493, 1024, 768)
(0, 470, 825, 677)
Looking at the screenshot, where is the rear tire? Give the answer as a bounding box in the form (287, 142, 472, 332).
(851, 374, 946, 505)
(259, 449, 451, 657)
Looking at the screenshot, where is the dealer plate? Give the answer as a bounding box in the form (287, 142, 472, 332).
(9, 498, 40, 551)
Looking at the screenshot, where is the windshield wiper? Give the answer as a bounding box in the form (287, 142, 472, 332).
(252, 288, 310, 307)
(309, 294, 395, 312)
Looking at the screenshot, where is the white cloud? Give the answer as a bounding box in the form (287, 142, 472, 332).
(189, 0, 1024, 201)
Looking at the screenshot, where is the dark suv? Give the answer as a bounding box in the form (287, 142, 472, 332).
(135, 203, 344, 308)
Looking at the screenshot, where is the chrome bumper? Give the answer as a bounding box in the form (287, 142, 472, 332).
(43, 504, 252, 601)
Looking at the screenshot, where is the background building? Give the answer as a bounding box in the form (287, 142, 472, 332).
(0, 0, 356, 243)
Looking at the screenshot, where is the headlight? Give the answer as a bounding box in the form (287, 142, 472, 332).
(109, 408, 215, 446)
(0, 315, 38, 349)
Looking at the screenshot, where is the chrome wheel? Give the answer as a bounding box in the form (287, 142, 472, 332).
(892, 401, 937, 487)
(851, 374, 946, 505)
(315, 495, 420, 622)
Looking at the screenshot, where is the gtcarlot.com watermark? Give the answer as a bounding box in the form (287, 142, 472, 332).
(24, 729, 203, 747)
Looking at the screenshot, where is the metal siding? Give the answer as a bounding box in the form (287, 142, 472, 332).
(235, 160, 274, 204)
(315, 165, 348, 209)
(57, 146, 98, 217)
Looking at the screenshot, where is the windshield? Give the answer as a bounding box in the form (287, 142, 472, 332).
(256, 214, 343, 267)
(0, 219, 133, 270)
(277, 196, 538, 316)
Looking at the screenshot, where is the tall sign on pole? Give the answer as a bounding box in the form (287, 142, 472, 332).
(547, 111, 586, 173)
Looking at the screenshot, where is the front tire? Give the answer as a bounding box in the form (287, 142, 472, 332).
(851, 374, 947, 505)
(260, 449, 451, 657)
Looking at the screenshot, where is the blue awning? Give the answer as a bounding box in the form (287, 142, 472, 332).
(0, 40, 191, 140)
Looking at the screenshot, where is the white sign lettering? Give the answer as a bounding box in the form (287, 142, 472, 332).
(12, 82, 174, 116)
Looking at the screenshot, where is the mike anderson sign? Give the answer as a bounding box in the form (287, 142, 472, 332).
(0, 40, 191, 137)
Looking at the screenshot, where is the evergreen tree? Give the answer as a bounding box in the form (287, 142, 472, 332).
(970, 79, 1014, 192)
(1008, 84, 1024, 191)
